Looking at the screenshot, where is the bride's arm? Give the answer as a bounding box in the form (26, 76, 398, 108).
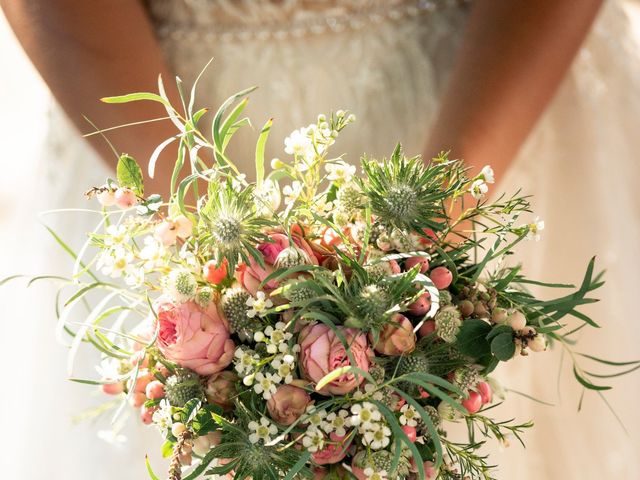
(425, 0, 603, 182)
(1, 0, 177, 194)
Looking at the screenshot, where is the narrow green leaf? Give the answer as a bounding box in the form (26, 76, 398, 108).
(255, 118, 272, 186)
(102, 92, 171, 107)
(283, 450, 311, 480)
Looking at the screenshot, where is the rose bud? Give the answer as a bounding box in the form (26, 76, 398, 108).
(462, 390, 483, 414)
(371, 314, 416, 356)
(311, 433, 351, 465)
(408, 292, 431, 316)
(145, 380, 165, 400)
(203, 259, 228, 285)
(405, 256, 429, 273)
(429, 266, 453, 289)
(140, 405, 157, 425)
(418, 320, 436, 337)
(298, 323, 372, 395)
(401, 425, 417, 442)
(205, 371, 238, 411)
(477, 381, 492, 404)
(267, 384, 312, 425)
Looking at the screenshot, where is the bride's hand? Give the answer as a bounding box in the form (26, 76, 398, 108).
(1, 0, 179, 198)
(425, 0, 603, 184)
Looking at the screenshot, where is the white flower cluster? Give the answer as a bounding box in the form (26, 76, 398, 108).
(233, 323, 300, 399)
(301, 406, 351, 452)
(350, 402, 391, 450)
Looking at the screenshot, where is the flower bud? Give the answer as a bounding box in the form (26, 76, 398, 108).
(372, 314, 416, 356)
(204, 371, 238, 411)
(267, 384, 312, 425)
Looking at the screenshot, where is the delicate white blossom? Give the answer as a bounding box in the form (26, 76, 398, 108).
(234, 348, 258, 375)
(246, 291, 273, 318)
(301, 427, 325, 453)
(253, 372, 280, 400)
(326, 161, 356, 184)
(399, 404, 419, 427)
(248, 418, 278, 444)
(350, 402, 381, 430)
(526, 216, 545, 241)
(362, 422, 392, 450)
(322, 409, 350, 436)
(364, 467, 389, 480)
(470, 179, 489, 200)
(254, 322, 293, 354)
(283, 181, 303, 206)
(270, 355, 295, 384)
(152, 400, 173, 431)
(480, 165, 495, 184)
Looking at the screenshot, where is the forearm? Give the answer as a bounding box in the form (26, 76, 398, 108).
(426, 0, 603, 182)
(1, 0, 178, 194)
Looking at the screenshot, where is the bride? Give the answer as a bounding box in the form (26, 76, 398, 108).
(1, 0, 639, 478)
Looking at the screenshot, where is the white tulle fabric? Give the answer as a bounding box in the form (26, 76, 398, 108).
(9, 0, 639, 478)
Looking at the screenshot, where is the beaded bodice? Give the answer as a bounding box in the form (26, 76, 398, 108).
(143, 0, 472, 176)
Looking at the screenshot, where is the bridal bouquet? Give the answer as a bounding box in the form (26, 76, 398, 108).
(31, 75, 632, 480)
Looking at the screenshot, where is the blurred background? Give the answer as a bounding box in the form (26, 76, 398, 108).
(1, 2, 640, 479)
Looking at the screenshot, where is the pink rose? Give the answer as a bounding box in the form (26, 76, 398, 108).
(154, 297, 234, 375)
(371, 314, 416, 356)
(312, 433, 351, 465)
(237, 232, 318, 296)
(298, 323, 372, 395)
(205, 370, 238, 411)
(267, 384, 312, 425)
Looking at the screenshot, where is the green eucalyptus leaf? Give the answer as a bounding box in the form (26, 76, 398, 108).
(490, 332, 516, 361)
(456, 318, 492, 358)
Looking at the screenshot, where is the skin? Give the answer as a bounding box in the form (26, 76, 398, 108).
(2, 0, 604, 195)
(426, 0, 604, 183)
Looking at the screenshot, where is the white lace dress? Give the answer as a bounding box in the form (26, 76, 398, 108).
(3, 1, 639, 479)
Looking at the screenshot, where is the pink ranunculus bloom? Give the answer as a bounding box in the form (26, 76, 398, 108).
(237, 231, 318, 296)
(312, 433, 351, 465)
(371, 313, 416, 356)
(154, 297, 235, 376)
(267, 383, 312, 426)
(298, 323, 373, 395)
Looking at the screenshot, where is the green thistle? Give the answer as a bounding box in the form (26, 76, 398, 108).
(199, 180, 273, 270)
(165, 369, 203, 407)
(358, 144, 462, 233)
(221, 287, 260, 339)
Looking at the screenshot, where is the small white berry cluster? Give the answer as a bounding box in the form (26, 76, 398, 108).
(350, 402, 391, 450)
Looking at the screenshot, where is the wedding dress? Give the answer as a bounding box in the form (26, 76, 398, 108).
(1, 1, 639, 479)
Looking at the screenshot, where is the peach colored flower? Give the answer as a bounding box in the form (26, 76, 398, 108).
(298, 323, 372, 395)
(371, 314, 416, 356)
(154, 297, 234, 375)
(267, 383, 312, 425)
(205, 370, 238, 411)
